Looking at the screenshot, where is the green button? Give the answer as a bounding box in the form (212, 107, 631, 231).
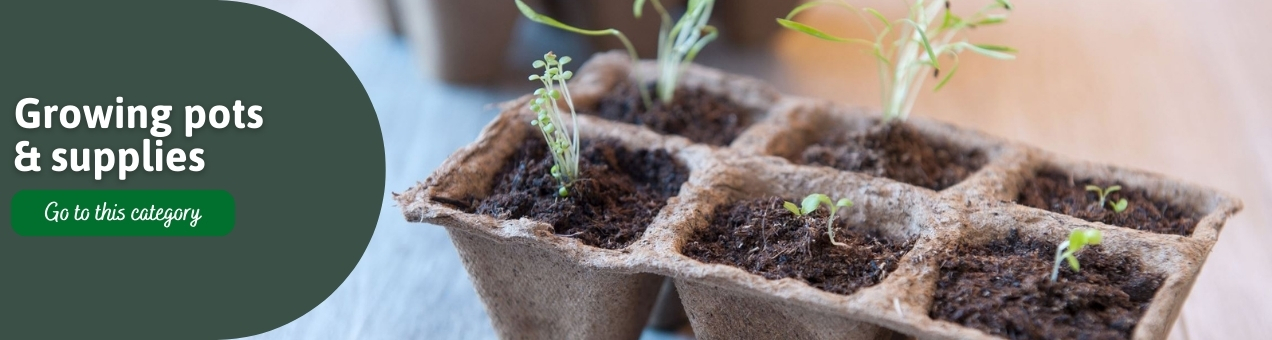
(10, 190, 235, 236)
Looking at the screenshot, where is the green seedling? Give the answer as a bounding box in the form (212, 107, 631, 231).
(1085, 185, 1127, 213)
(784, 194, 854, 247)
(515, 0, 648, 108)
(514, 0, 718, 106)
(1050, 228, 1103, 282)
(635, 0, 719, 103)
(779, 0, 1016, 122)
(528, 52, 581, 197)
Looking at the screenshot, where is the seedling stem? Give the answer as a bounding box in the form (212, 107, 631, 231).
(784, 194, 854, 247)
(1085, 185, 1128, 213)
(1050, 228, 1103, 282)
(779, 0, 1016, 122)
(528, 52, 581, 196)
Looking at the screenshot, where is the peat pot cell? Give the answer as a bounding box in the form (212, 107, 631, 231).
(930, 229, 1164, 340)
(587, 83, 756, 147)
(682, 197, 916, 296)
(1016, 168, 1202, 236)
(469, 135, 689, 250)
(798, 121, 987, 191)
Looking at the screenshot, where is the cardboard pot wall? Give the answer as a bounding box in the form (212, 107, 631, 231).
(447, 228, 662, 339)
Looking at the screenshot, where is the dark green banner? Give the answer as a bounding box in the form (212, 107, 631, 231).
(0, 1, 384, 338)
(11, 190, 235, 236)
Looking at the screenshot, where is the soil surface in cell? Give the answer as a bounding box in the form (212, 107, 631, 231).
(801, 122, 987, 191)
(682, 197, 914, 295)
(590, 83, 753, 146)
(1016, 168, 1200, 236)
(470, 136, 688, 249)
(930, 229, 1163, 340)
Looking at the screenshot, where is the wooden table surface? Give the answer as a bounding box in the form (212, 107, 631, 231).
(240, 0, 1270, 339)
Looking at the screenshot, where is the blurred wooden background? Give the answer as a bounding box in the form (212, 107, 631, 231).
(239, 0, 1270, 339)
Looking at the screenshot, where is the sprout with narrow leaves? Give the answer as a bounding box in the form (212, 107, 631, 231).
(778, 0, 1016, 122)
(784, 194, 855, 247)
(1085, 185, 1128, 213)
(528, 52, 580, 197)
(635, 0, 719, 103)
(1051, 228, 1103, 282)
(514, 0, 718, 107)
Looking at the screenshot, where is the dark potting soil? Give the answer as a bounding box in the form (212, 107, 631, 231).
(1016, 169, 1200, 236)
(590, 84, 753, 146)
(801, 122, 986, 191)
(682, 197, 914, 295)
(469, 136, 689, 250)
(930, 229, 1163, 340)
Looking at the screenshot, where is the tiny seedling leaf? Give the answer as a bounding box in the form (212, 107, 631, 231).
(1083, 229, 1104, 245)
(1052, 228, 1102, 281)
(941, 11, 962, 30)
(633, 0, 647, 18)
(864, 8, 891, 30)
(783, 201, 803, 216)
(1111, 199, 1128, 213)
(792, 193, 854, 247)
(975, 15, 1007, 26)
(682, 26, 719, 65)
(1069, 231, 1089, 251)
(802, 194, 828, 215)
(1086, 185, 1127, 212)
(933, 61, 960, 91)
(967, 44, 1017, 59)
(515, 0, 613, 36)
(777, 19, 872, 45)
(1068, 228, 1102, 251)
(906, 20, 940, 68)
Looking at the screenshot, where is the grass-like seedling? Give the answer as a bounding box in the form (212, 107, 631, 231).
(1050, 228, 1103, 282)
(1085, 185, 1128, 213)
(779, 0, 1016, 122)
(513, 0, 717, 107)
(515, 0, 649, 107)
(528, 52, 581, 197)
(784, 194, 854, 247)
(635, 0, 719, 103)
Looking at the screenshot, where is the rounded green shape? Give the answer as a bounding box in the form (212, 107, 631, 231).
(1084, 229, 1104, 245)
(0, 1, 382, 338)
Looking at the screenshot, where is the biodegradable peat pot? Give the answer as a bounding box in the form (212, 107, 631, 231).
(396, 51, 778, 339)
(395, 107, 714, 339)
(396, 53, 1242, 339)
